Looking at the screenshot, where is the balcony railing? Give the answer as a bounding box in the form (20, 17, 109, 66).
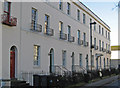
(1, 14, 17, 26)
(60, 31, 67, 40)
(68, 34, 75, 42)
(78, 38, 83, 45)
(44, 26, 54, 36)
(84, 41, 89, 47)
(106, 50, 111, 54)
(102, 48, 106, 52)
(95, 46, 98, 50)
(31, 23, 42, 32)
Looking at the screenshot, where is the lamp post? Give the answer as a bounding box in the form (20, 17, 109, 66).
(90, 22, 96, 79)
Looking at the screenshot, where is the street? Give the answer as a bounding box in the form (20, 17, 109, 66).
(102, 79, 120, 88)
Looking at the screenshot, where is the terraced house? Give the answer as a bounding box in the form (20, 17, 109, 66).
(0, 0, 111, 86)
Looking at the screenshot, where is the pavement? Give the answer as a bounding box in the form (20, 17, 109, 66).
(80, 75, 120, 88)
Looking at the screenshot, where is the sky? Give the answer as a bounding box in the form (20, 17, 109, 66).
(80, 0, 118, 46)
(80, 0, 119, 59)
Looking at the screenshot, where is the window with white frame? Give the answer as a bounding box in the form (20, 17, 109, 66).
(77, 9, 80, 21)
(106, 31, 107, 38)
(78, 30, 80, 44)
(4, 1, 11, 16)
(99, 40, 101, 51)
(102, 41, 104, 49)
(83, 33, 86, 46)
(67, 2, 70, 15)
(62, 50, 66, 67)
(32, 8, 37, 30)
(94, 23, 96, 31)
(59, 21, 63, 32)
(34, 45, 40, 66)
(94, 38, 96, 49)
(83, 13, 86, 24)
(102, 28, 104, 35)
(79, 54, 82, 67)
(106, 43, 108, 51)
(99, 25, 101, 34)
(108, 32, 110, 40)
(59, 0, 63, 10)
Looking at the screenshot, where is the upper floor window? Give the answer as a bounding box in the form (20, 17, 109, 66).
(94, 23, 96, 31)
(83, 33, 86, 46)
(83, 13, 86, 24)
(78, 30, 80, 39)
(45, 14, 50, 31)
(102, 41, 104, 48)
(90, 18, 92, 23)
(59, 0, 63, 10)
(94, 38, 96, 48)
(102, 28, 104, 35)
(106, 31, 107, 38)
(4, 1, 11, 16)
(99, 25, 101, 34)
(34, 45, 40, 66)
(108, 32, 110, 40)
(31, 8, 37, 30)
(99, 40, 101, 51)
(77, 9, 80, 21)
(59, 21, 63, 32)
(106, 43, 108, 50)
(68, 25, 71, 35)
(67, 2, 70, 15)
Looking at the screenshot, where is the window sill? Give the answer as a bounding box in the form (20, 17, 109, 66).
(33, 65, 40, 68)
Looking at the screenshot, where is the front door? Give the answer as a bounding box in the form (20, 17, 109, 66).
(49, 49, 54, 74)
(10, 51, 15, 78)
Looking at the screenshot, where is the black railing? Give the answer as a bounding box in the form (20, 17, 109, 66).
(44, 26, 54, 36)
(60, 31, 67, 40)
(78, 38, 83, 45)
(1, 14, 17, 26)
(68, 34, 75, 42)
(31, 22, 42, 32)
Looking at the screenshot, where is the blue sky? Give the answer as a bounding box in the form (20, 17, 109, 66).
(80, 1, 118, 46)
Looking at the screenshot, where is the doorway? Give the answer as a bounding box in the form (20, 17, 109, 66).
(49, 48, 54, 74)
(10, 46, 17, 79)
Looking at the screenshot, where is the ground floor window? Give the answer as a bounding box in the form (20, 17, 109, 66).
(34, 45, 40, 66)
(62, 50, 66, 67)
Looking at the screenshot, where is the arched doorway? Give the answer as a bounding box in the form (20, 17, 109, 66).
(10, 46, 17, 79)
(49, 48, 54, 74)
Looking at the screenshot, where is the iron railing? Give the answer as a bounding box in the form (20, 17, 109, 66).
(72, 65, 86, 73)
(44, 26, 54, 36)
(60, 31, 67, 40)
(31, 22, 42, 32)
(1, 14, 17, 26)
(68, 34, 75, 42)
(78, 39, 83, 45)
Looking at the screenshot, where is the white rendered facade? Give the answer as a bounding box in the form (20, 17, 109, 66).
(0, 0, 111, 86)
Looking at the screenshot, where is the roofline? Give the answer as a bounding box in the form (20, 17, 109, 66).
(71, 0, 111, 32)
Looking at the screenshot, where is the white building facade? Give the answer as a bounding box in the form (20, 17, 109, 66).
(0, 0, 111, 86)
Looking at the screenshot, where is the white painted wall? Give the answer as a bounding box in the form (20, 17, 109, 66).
(1, 1, 111, 80)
